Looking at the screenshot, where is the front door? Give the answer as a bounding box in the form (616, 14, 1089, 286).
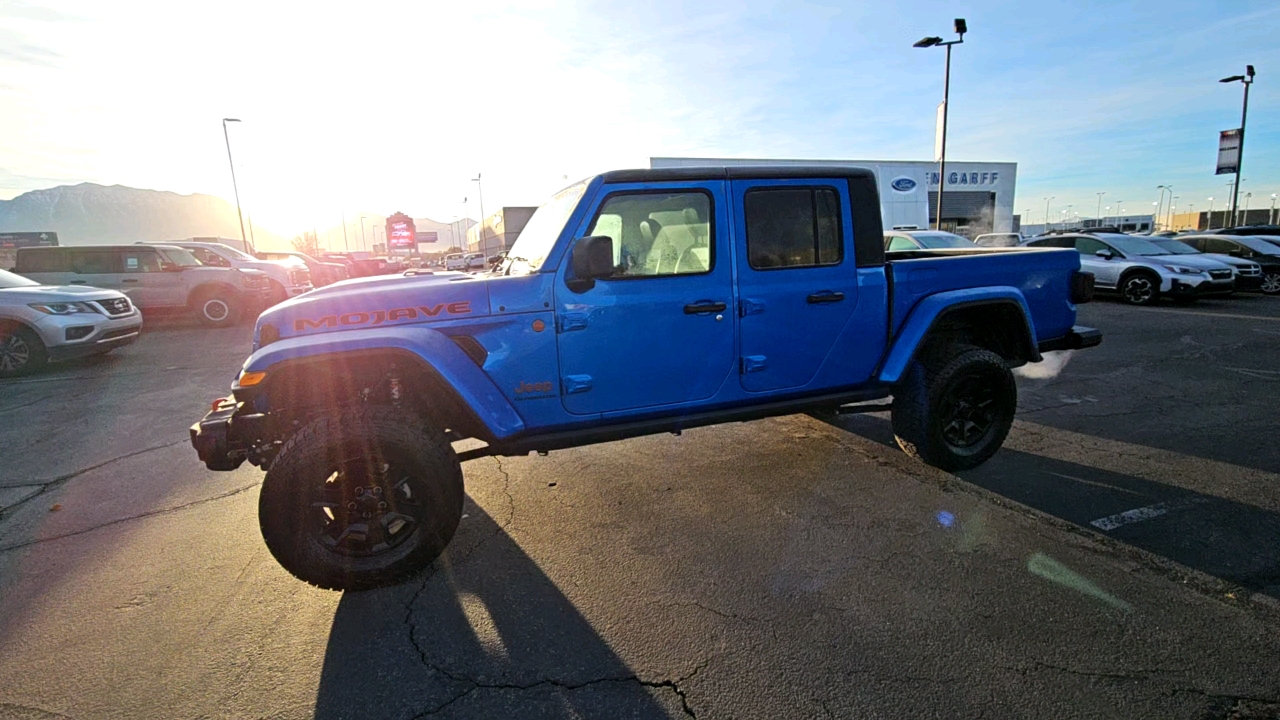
(731, 179, 860, 393)
(1073, 237, 1122, 287)
(118, 248, 182, 308)
(555, 182, 735, 415)
(67, 249, 123, 292)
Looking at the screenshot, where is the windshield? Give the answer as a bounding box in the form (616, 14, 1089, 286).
(503, 181, 590, 274)
(1234, 237, 1280, 255)
(0, 268, 39, 288)
(1105, 236, 1170, 256)
(1151, 239, 1198, 254)
(157, 248, 203, 267)
(913, 232, 976, 249)
(207, 243, 255, 261)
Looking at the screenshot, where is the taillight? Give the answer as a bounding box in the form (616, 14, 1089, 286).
(1071, 271, 1095, 304)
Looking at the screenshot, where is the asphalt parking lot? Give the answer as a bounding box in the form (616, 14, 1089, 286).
(1, 295, 1279, 719)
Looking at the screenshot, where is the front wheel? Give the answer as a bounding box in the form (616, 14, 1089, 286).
(1261, 272, 1280, 296)
(193, 291, 241, 327)
(258, 406, 464, 591)
(892, 346, 1017, 472)
(1119, 273, 1160, 305)
(0, 325, 47, 378)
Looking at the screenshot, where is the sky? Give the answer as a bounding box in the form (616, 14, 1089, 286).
(1, 0, 1278, 238)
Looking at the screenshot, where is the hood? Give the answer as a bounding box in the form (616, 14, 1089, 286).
(258, 270, 489, 340)
(1201, 254, 1258, 269)
(1143, 254, 1233, 272)
(0, 284, 127, 303)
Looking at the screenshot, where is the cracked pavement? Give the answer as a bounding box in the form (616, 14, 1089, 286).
(2, 301, 1280, 719)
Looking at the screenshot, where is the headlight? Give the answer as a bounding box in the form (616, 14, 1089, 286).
(1161, 265, 1202, 275)
(29, 301, 100, 315)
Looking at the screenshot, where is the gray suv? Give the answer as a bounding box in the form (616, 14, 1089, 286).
(0, 268, 143, 377)
(14, 245, 273, 326)
(1023, 233, 1234, 305)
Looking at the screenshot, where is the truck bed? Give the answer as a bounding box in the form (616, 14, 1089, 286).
(886, 246, 1081, 345)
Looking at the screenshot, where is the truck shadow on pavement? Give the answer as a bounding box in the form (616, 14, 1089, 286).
(818, 413, 1280, 601)
(314, 503, 683, 720)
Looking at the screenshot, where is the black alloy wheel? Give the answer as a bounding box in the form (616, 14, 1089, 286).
(1121, 274, 1158, 305)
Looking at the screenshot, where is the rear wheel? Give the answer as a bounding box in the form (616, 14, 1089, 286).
(258, 406, 464, 591)
(1119, 273, 1160, 305)
(193, 291, 240, 327)
(0, 325, 47, 378)
(892, 345, 1017, 472)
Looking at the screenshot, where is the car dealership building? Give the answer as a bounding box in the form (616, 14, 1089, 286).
(651, 157, 1018, 238)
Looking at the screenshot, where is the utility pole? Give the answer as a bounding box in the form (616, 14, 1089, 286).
(1219, 66, 1255, 228)
(341, 211, 349, 252)
(913, 19, 967, 232)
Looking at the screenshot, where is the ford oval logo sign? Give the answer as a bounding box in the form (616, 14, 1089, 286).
(890, 177, 917, 192)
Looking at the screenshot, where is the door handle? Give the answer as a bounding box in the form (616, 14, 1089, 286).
(684, 301, 727, 315)
(69, 280, 87, 285)
(807, 291, 845, 304)
(122, 278, 140, 283)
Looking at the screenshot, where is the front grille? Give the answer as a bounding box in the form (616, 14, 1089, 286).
(289, 269, 311, 286)
(95, 297, 132, 316)
(1240, 266, 1261, 276)
(1209, 269, 1233, 280)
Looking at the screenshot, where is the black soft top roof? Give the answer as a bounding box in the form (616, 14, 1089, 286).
(601, 166, 876, 183)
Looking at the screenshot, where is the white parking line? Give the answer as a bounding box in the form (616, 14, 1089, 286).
(1089, 497, 1206, 531)
(1133, 307, 1280, 322)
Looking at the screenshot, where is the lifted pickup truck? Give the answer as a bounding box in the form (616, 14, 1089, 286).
(191, 166, 1100, 590)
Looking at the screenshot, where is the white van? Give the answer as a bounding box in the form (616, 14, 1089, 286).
(465, 252, 487, 271)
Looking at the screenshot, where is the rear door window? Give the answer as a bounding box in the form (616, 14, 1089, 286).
(17, 249, 70, 273)
(119, 249, 163, 273)
(1073, 237, 1109, 255)
(70, 250, 121, 274)
(744, 187, 842, 269)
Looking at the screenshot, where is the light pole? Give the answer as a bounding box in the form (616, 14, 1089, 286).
(1113, 201, 1123, 228)
(1044, 196, 1054, 229)
(221, 118, 247, 248)
(1156, 185, 1171, 231)
(1220, 65, 1255, 229)
(341, 210, 349, 252)
(1207, 197, 1215, 229)
(1243, 192, 1253, 222)
(360, 215, 368, 252)
(1168, 196, 1179, 230)
(471, 174, 487, 255)
(1271, 193, 1277, 225)
(913, 18, 967, 231)
(1066, 204, 1074, 228)
(1096, 191, 1106, 226)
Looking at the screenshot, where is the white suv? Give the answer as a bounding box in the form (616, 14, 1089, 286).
(154, 241, 312, 304)
(0, 268, 143, 377)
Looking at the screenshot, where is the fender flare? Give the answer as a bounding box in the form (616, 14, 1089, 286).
(877, 287, 1038, 385)
(240, 325, 526, 440)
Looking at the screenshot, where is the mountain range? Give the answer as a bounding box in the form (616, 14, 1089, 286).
(0, 183, 285, 247)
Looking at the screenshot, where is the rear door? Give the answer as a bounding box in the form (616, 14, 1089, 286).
(554, 182, 735, 414)
(68, 249, 123, 292)
(731, 179, 859, 393)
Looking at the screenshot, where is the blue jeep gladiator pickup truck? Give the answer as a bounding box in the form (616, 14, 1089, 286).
(190, 166, 1100, 590)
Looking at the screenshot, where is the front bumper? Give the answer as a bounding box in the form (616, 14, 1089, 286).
(1037, 325, 1103, 354)
(1234, 275, 1264, 292)
(1165, 276, 1234, 297)
(190, 397, 266, 471)
(287, 284, 314, 297)
(36, 310, 144, 360)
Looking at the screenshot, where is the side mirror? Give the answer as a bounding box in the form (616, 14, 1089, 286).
(1094, 249, 1114, 260)
(569, 235, 614, 290)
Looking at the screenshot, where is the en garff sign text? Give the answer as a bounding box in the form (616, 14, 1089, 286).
(927, 171, 1001, 186)
(294, 302, 472, 331)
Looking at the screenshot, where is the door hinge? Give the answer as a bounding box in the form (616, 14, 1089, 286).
(740, 298, 765, 317)
(557, 313, 589, 333)
(561, 375, 593, 394)
(740, 355, 767, 374)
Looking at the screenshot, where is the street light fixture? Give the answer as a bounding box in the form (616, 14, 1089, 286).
(914, 18, 966, 231)
(1044, 196, 1054, 228)
(221, 118, 248, 249)
(1219, 65, 1255, 227)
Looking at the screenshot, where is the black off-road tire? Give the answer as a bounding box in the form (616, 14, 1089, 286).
(0, 324, 47, 378)
(892, 345, 1017, 472)
(192, 289, 241, 327)
(258, 406, 464, 591)
(1119, 272, 1160, 306)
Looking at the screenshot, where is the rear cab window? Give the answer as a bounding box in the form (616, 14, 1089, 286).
(744, 187, 841, 269)
(16, 248, 70, 273)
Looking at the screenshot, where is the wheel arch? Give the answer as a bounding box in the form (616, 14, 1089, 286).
(879, 290, 1039, 384)
(241, 327, 526, 443)
(188, 281, 243, 306)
